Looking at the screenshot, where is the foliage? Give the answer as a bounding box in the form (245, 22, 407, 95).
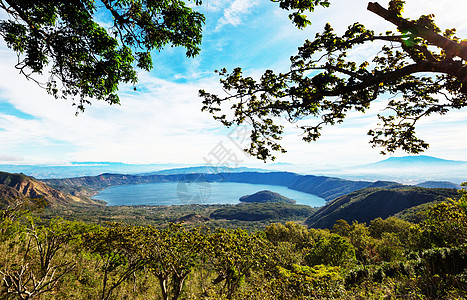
(82, 222, 145, 300)
(369, 216, 412, 240)
(0, 0, 204, 112)
(346, 222, 375, 264)
(414, 183, 467, 248)
(0, 218, 81, 300)
(305, 233, 356, 267)
(273, 264, 344, 299)
(332, 219, 351, 237)
(272, 0, 330, 29)
(140, 224, 205, 300)
(0, 197, 47, 239)
(206, 228, 269, 299)
(210, 202, 315, 222)
(264, 221, 313, 249)
(374, 232, 404, 262)
(201, 0, 467, 160)
(2, 186, 467, 299)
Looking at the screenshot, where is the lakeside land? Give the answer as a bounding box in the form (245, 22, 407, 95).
(0, 167, 466, 299)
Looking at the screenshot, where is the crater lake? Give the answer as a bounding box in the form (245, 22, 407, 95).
(92, 182, 325, 207)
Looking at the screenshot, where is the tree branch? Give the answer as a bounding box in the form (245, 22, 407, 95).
(367, 2, 467, 61)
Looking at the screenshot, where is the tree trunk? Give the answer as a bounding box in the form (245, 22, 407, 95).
(171, 272, 189, 300)
(157, 275, 169, 300)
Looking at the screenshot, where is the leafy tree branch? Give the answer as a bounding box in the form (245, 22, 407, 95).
(0, 0, 204, 112)
(200, 0, 467, 160)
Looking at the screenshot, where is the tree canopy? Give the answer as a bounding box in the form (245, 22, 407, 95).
(0, 0, 204, 112)
(200, 0, 467, 160)
(1, 0, 466, 160)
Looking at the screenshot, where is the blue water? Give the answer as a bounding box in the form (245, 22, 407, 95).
(92, 182, 325, 207)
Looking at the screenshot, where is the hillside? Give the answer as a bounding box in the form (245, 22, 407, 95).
(306, 186, 460, 229)
(239, 190, 296, 204)
(210, 202, 315, 221)
(416, 181, 461, 189)
(288, 176, 393, 200)
(0, 171, 99, 207)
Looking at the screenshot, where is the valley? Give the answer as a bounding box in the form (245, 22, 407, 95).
(0, 166, 462, 231)
(0, 165, 466, 299)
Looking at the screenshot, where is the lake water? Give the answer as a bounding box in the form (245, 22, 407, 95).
(92, 182, 325, 207)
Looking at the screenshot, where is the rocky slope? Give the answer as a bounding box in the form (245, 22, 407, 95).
(0, 171, 99, 207)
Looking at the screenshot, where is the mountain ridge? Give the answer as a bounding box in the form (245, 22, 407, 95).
(367, 155, 466, 167)
(306, 186, 460, 228)
(0, 171, 99, 207)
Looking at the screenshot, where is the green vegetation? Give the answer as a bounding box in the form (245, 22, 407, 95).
(1, 184, 467, 299)
(40, 202, 316, 232)
(201, 0, 467, 160)
(211, 202, 315, 222)
(239, 190, 296, 204)
(0, 0, 204, 111)
(306, 186, 460, 228)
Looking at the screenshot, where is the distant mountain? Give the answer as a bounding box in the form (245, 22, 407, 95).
(141, 166, 269, 175)
(367, 155, 466, 167)
(288, 177, 399, 201)
(0, 171, 99, 207)
(366, 181, 405, 189)
(268, 162, 294, 166)
(306, 186, 460, 229)
(322, 155, 467, 184)
(0, 162, 182, 179)
(0, 163, 274, 179)
(239, 190, 296, 204)
(416, 181, 462, 189)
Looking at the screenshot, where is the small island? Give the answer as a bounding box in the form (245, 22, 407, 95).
(239, 190, 296, 204)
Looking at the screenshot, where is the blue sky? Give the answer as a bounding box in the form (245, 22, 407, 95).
(0, 0, 466, 170)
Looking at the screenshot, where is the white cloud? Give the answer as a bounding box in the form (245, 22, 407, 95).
(0, 154, 23, 161)
(215, 0, 257, 31)
(0, 43, 230, 164)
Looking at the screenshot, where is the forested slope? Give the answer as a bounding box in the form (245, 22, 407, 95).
(306, 186, 460, 228)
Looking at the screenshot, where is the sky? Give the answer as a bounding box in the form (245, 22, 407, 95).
(0, 0, 466, 170)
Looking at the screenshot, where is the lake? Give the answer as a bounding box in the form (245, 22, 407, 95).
(92, 181, 325, 207)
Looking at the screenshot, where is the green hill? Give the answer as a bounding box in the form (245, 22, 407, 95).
(306, 186, 460, 228)
(239, 190, 296, 204)
(210, 203, 315, 221)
